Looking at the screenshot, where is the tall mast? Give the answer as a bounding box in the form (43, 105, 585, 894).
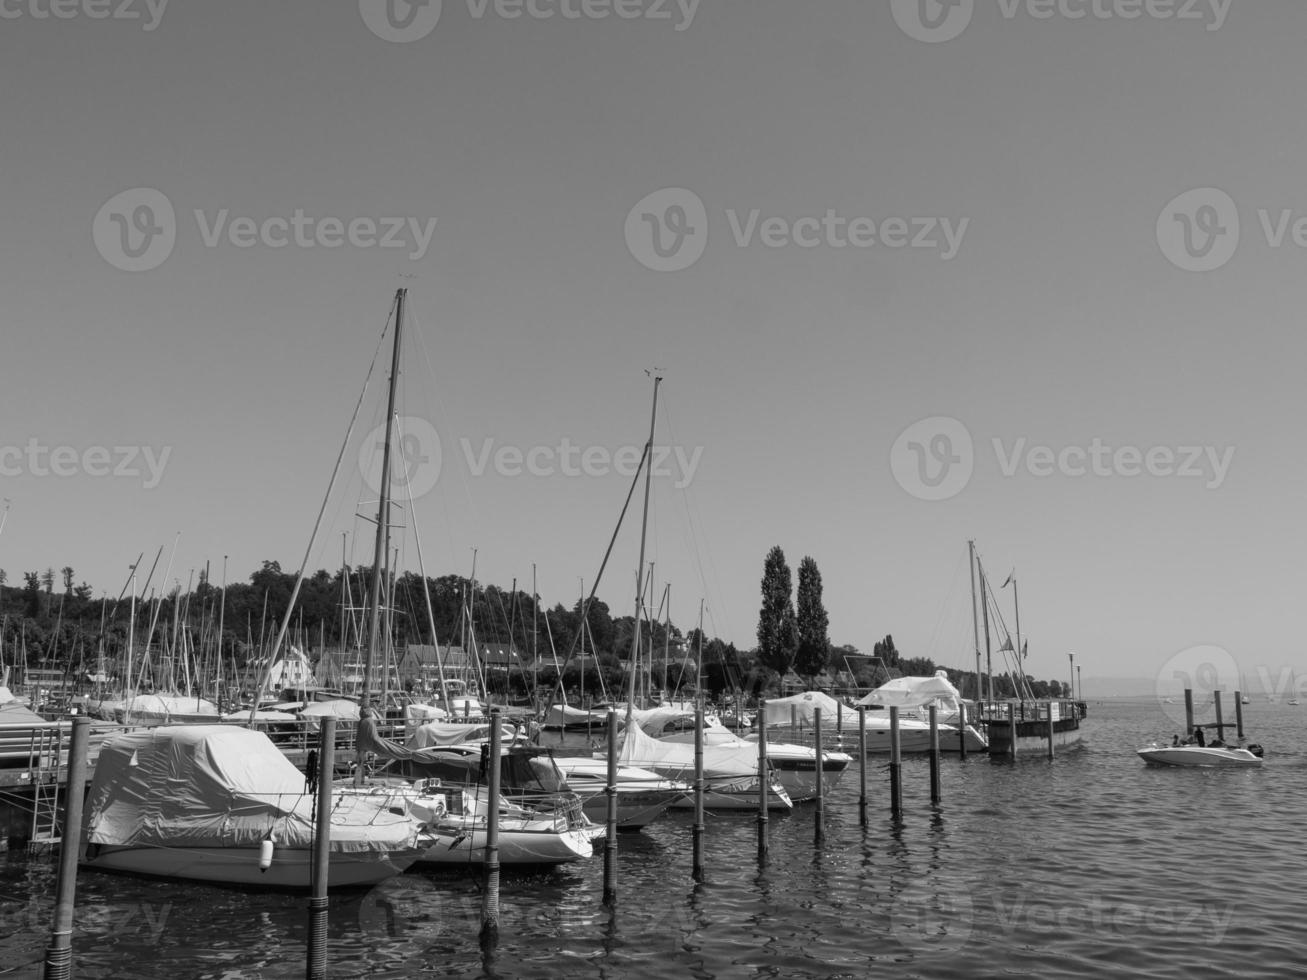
(362, 287, 405, 719)
(979, 560, 993, 701)
(1011, 572, 1024, 700)
(531, 564, 538, 706)
(968, 540, 981, 701)
(627, 375, 661, 713)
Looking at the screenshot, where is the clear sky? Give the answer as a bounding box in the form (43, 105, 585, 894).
(1, 0, 1303, 693)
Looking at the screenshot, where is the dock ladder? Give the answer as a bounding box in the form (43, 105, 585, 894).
(28, 726, 64, 851)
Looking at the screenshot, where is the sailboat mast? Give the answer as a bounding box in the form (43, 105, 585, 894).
(1011, 573, 1024, 699)
(627, 375, 661, 711)
(968, 539, 980, 701)
(362, 287, 405, 718)
(979, 560, 993, 701)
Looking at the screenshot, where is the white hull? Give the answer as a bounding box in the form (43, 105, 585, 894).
(417, 824, 596, 865)
(1137, 745, 1263, 768)
(81, 843, 426, 889)
(555, 759, 688, 829)
(666, 774, 794, 811)
(842, 723, 988, 754)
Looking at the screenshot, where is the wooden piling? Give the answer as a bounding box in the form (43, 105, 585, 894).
(1045, 703, 1055, 760)
(957, 701, 968, 758)
(856, 706, 867, 824)
(836, 700, 843, 737)
(41, 716, 90, 980)
(480, 708, 502, 945)
(791, 704, 798, 734)
(927, 705, 940, 805)
(1184, 688, 1195, 736)
(1007, 702, 1017, 759)
(889, 706, 902, 819)
(693, 699, 705, 880)
(1214, 691, 1224, 739)
(1235, 691, 1245, 739)
(306, 717, 335, 980)
(813, 707, 824, 840)
(757, 699, 768, 860)
(603, 707, 618, 905)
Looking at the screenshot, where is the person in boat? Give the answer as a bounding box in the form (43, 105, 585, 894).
(1192, 726, 1205, 747)
(1171, 734, 1181, 747)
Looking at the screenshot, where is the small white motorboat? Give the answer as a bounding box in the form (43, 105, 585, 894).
(1137, 743, 1264, 768)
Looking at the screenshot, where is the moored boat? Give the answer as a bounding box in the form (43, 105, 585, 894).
(81, 725, 435, 889)
(1137, 743, 1264, 768)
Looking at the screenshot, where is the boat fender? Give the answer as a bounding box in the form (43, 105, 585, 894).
(259, 838, 275, 872)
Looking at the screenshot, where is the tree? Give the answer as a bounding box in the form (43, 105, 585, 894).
(873, 634, 899, 670)
(61, 566, 74, 596)
(41, 568, 55, 594)
(23, 571, 41, 618)
(793, 556, 830, 684)
(756, 546, 797, 677)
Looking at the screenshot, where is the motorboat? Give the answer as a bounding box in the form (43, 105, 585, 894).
(660, 721, 852, 802)
(81, 726, 436, 889)
(851, 674, 990, 753)
(1137, 742, 1264, 768)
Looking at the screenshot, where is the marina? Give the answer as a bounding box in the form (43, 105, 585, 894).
(2, 699, 1303, 979)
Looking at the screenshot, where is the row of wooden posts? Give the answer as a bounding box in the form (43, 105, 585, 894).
(38, 699, 967, 978)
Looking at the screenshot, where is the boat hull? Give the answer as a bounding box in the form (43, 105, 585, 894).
(80, 843, 426, 889)
(416, 824, 596, 865)
(1137, 746, 1263, 768)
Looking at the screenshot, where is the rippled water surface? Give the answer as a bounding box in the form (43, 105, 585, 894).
(4, 700, 1306, 979)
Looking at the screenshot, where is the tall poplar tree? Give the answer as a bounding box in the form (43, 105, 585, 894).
(794, 556, 830, 684)
(757, 546, 797, 677)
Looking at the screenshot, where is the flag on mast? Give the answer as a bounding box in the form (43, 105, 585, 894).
(1001, 569, 1015, 589)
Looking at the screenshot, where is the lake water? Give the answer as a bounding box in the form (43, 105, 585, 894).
(3, 699, 1305, 979)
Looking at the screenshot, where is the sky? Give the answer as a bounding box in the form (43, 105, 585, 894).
(1, 0, 1305, 698)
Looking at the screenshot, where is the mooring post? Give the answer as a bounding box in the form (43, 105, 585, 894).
(757, 698, 769, 860)
(1214, 691, 1224, 741)
(813, 707, 824, 841)
(836, 700, 843, 738)
(889, 706, 902, 819)
(1045, 702, 1055, 760)
(791, 704, 798, 735)
(306, 717, 335, 980)
(928, 704, 941, 805)
(693, 699, 705, 880)
(857, 705, 867, 824)
(1235, 691, 1245, 740)
(603, 707, 618, 905)
(958, 701, 968, 758)
(480, 708, 502, 946)
(1184, 688, 1195, 737)
(42, 716, 90, 980)
(1006, 702, 1017, 759)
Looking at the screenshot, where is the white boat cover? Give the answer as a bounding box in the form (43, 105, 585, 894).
(85, 726, 422, 854)
(855, 671, 964, 709)
(616, 714, 757, 778)
(298, 699, 361, 720)
(761, 691, 849, 726)
(122, 694, 220, 722)
(410, 720, 522, 748)
(627, 705, 697, 735)
(220, 710, 300, 723)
